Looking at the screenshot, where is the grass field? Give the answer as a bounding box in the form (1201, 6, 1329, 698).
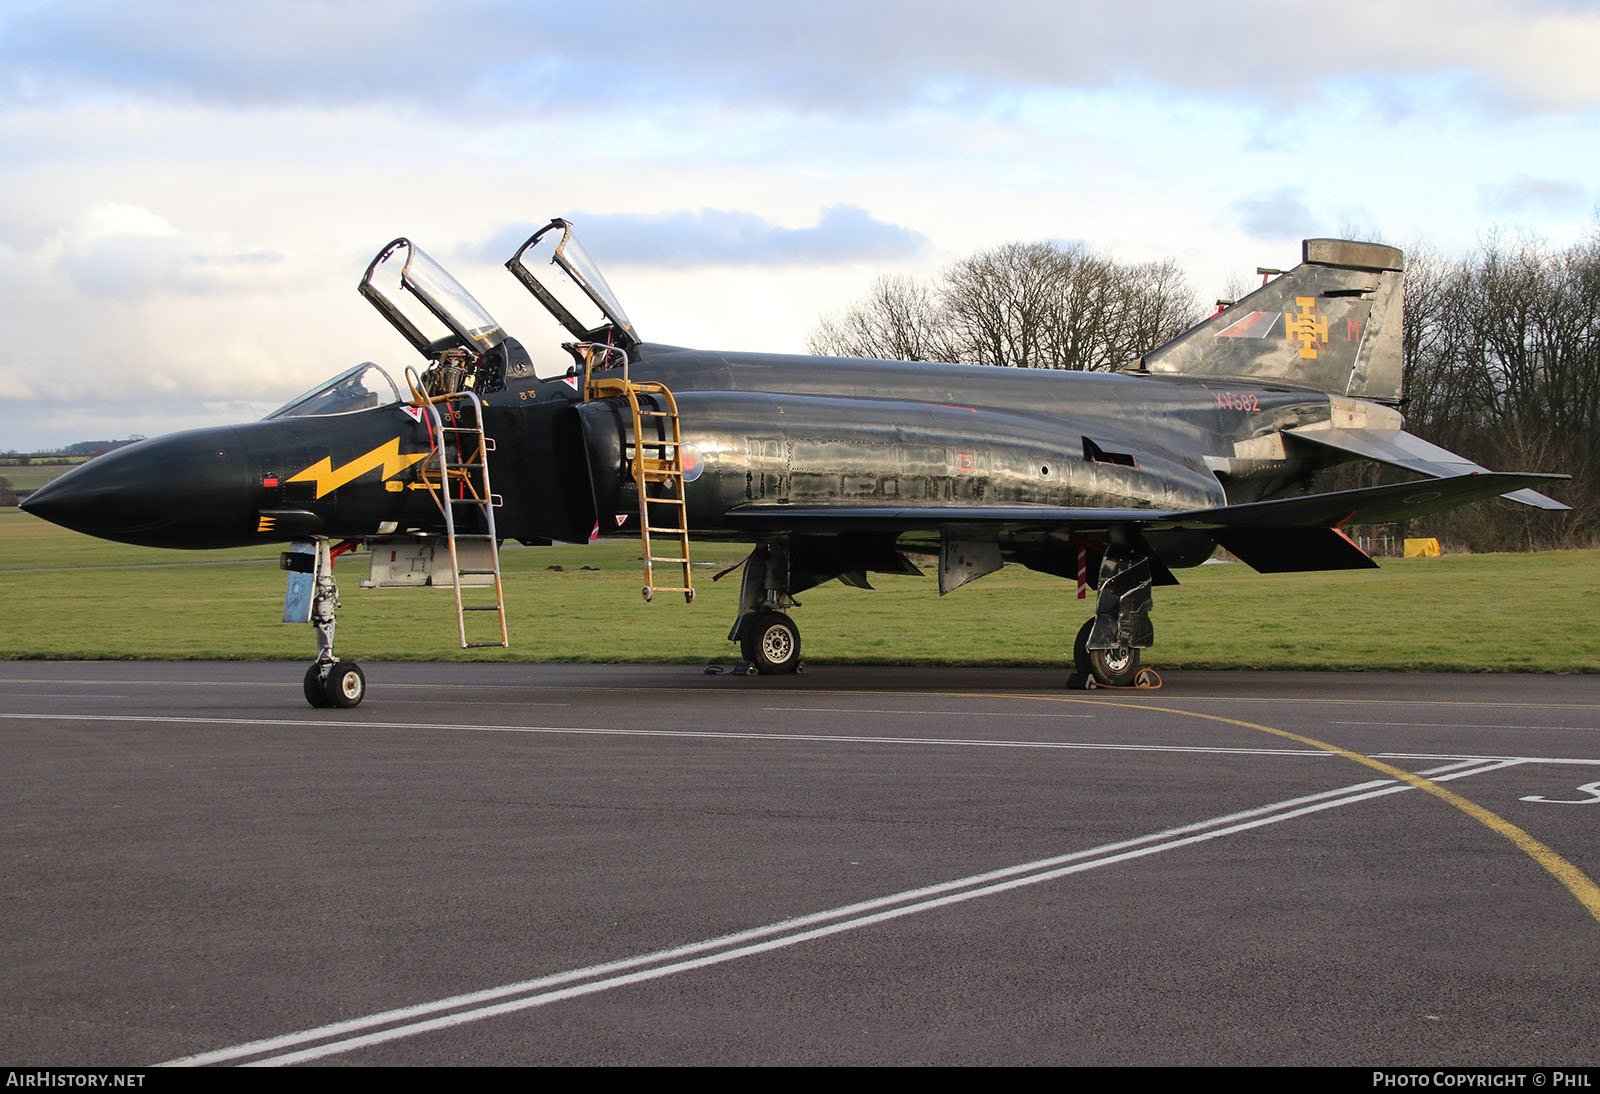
(2, 508, 1596, 671)
(0, 459, 88, 492)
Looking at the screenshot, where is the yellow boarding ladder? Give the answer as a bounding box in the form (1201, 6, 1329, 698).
(406, 367, 510, 648)
(580, 345, 694, 603)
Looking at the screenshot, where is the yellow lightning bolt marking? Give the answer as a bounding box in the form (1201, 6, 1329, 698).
(287, 438, 429, 499)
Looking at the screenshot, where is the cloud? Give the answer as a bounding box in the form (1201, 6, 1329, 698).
(1229, 189, 1321, 241)
(50, 203, 284, 299)
(1476, 175, 1590, 215)
(477, 206, 931, 268)
(5, 1, 1599, 117)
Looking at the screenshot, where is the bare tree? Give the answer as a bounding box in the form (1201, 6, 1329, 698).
(1401, 225, 1600, 549)
(806, 275, 949, 361)
(941, 242, 1068, 369)
(808, 239, 1199, 371)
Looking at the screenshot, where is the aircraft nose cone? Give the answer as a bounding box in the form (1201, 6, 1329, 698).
(21, 427, 255, 548)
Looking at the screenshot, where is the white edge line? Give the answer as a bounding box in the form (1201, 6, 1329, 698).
(244, 778, 1457, 1066)
(163, 769, 1471, 1067)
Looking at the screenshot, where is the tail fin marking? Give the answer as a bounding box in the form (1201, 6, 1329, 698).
(1137, 238, 1405, 402)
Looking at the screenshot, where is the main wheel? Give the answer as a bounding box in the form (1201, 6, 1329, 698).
(740, 611, 801, 674)
(326, 662, 366, 708)
(1073, 618, 1140, 687)
(304, 664, 333, 708)
(1089, 642, 1140, 687)
(1072, 619, 1095, 676)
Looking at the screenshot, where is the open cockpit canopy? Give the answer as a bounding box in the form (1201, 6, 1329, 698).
(506, 218, 636, 350)
(359, 238, 508, 359)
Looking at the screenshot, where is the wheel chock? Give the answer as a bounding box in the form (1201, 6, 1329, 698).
(1065, 669, 1163, 691)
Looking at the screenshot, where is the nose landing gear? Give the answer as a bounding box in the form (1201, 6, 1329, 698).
(286, 537, 368, 708)
(304, 661, 366, 708)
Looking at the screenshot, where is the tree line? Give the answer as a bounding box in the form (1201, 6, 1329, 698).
(806, 240, 1200, 371)
(1400, 230, 1598, 549)
(809, 228, 1599, 552)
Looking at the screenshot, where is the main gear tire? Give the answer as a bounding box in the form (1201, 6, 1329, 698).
(1089, 643, 1140, 687)
(740, 611, 801, 674)
(1073, 618, 1141, 687)
(1072, 619, 1094, 676)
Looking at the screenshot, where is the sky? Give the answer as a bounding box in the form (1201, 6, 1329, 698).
(2, 0, 1597, 451)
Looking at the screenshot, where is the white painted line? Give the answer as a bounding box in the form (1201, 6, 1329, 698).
(161, 759, 1497, 1066)
(1124, 696, 1600, 711)
(1376, 752, 1600, 767)
(0, 711, 1333, 757)
(763, 706, 1093, 718)
(1339, 720, 1599, 732)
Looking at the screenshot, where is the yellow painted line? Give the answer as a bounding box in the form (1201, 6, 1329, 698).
(1048, 696, 1600, 926)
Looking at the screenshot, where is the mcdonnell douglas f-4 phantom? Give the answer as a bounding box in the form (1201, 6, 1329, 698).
(22, 220, 1569, 706)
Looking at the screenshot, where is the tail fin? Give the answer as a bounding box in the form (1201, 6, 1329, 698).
(1137, 238, 1404, 402)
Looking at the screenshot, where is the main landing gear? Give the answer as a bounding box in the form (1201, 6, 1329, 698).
(286, 537, 368, 708)
(1068, 538, 1160, 690)
(728, 542, 804, 675)
(716, 532, 1162, 688)
(1072, 618, 1140, 686)
(739, 609, 801, 674)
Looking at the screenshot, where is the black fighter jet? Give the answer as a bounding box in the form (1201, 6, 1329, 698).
(23, 219, 1568, 706)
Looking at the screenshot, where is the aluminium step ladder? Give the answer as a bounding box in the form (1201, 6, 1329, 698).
(581, 345, 694, 603)
(406, 369, 510, 648)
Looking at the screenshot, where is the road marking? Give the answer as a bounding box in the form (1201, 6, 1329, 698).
(15, 676, 1592, 1062)
(1111, 695, 1600, 711)
(158, 760, 1492, 1067)
(1336, 719, 1599, 732)
(0, 711, 1331, 757)
(16, 712, 1600, 766)
(764, 706, 1092, 718)
(1376, 752, 1600, 766)
(2, 676, 1598, 711)
(1522, 781, 1600, 805)
(1052, 698, 1600, 926)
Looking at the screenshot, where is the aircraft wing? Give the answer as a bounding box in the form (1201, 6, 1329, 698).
(724, 504, 1180, 535)
(1172, 470, 1568, 527)
(725, 471, 1568, 574)
(725, 471, 1564, 532)
(1284, 427, 1570, 511)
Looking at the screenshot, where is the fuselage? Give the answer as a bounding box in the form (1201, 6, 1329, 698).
(554, 345, 1351, 549)
(23, 344, 1356, 564)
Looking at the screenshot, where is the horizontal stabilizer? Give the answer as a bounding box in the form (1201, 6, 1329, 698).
(1285, 427, 1571, 511)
